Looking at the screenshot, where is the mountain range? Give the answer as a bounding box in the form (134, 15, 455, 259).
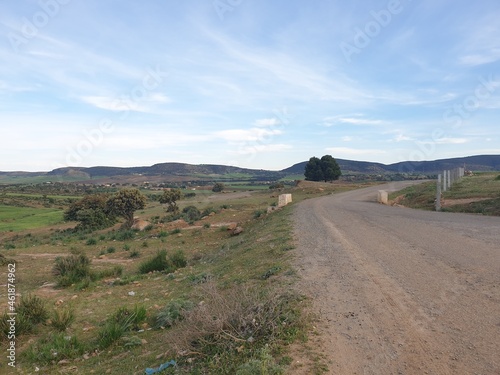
(1, 155, 499, 183)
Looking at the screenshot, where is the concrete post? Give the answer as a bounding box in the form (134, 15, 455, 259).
(378, 190, 388, 205)
(443, 170, 447, 192)
(447, 170, 451, 189)
(436, 174, 441, 211)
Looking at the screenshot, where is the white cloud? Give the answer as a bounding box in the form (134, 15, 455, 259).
(215, 128, 283, 142)
(341, 136, 353, 142)
(432, 137, 468, 145)
(326, 147, 387, 156)
(254, 118, 281, 127)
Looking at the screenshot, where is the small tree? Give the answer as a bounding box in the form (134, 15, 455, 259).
(159, 189, 183, 214)
(304, 155, 341, 182)
(212, 182, 225, 193)
(64, 194, 115, 230)
(107, 189, 147, 229)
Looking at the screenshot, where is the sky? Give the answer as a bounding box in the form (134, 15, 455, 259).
(1, 0, 499, 172)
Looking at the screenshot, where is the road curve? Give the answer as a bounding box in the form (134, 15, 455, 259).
(293, 182, 500, 375)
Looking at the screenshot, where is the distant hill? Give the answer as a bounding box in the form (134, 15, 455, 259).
(283, 155, 500, 175)
(1, 155, 499, 184)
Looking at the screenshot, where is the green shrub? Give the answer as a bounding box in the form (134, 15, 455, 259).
(51, 308, 75, 332)
(138, 250, 174, 274)
(96, 320, 127, 350)
(97, 305, 147, 349)
(53, 254, 91, 287)
(107, 246, 116, 254)
(85, 238, 97, 246)
(4, 243, 16, 250)
(17, 294, 49, 326)
(123, 244, 131, 251)
(495, 175, 500, 181)
(253, 210, 266, 219)
(97, 265, 123, 279)
(153, 299, 194, 329)
(129, 250, 141, 258)
(23, 332, 86, 365)
(171, 228, 181, 234)
(144, 224, 154, 231)
(141, 241, 149, 248)
(170, 250, 187, 269)
(182, 205, 201, 222)
(158, 231, 169, 238)
(201, 207, 217, 217)
(114, 230, 135, 241)
(203, 223, 211, 229)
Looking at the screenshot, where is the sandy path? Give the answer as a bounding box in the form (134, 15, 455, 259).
(293, 182, 500, 374)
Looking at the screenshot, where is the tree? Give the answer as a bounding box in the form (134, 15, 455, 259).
(106, 188, 147, 229)
(304, 155, 341, 182)
(304, 157, 324, 181)
(159, 188, 183, 214)
(64, 194, 115, 230)
(212, 182, 225, 193)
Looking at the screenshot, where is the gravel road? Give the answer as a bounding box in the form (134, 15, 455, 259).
(293, 182, 500, 374)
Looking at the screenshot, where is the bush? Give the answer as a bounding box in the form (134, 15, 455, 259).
(182, 205, 201, 222)
(97, 265, 123, 279)
(153, 299, 194, 329)
(171, 228, 181, 235)
(253, 210, 266, 219)
(201, 207, 217, 217)
(138, 250, 174, 274)
(129, 250, 141, 258)
(51, 307, 75, 332)
(23, 332, 86, 365)
(4, 243, 16, 250)
(97, 305, 147, 349)
(212, 182, 225, 192)
(52, 254, 91, 287)
(170, 250, 187, 268)
(123, 244, 131, 251)
(158, 231, 169, 238)
(114, 230, 135, 241)
(17, 294, 49, 326)
(86, 238, 97, 246)
(495, 175, 500, 181)
(107, 246, 116, 253)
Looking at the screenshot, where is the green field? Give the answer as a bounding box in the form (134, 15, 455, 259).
(0, 205, 64, 231)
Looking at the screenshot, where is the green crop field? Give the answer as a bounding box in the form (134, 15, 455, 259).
(0, 205, 64, 232)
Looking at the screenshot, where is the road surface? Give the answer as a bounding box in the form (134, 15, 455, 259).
(293, 182, 500, 374)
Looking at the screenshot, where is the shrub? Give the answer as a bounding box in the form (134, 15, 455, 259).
(171, 228, 181, 235)
(495, 175, 500, 181)
(153, 299, 194, 329)
(97, 265, 123, 279)
(141, 241, 149, 248)
(107, 246, 116, 253)
(96, 320, 127, 350)
(114, 230, 135, 241)
(182, 205, 201, 222)
(170, 250, 187, 268)
(212, 182, 225, 192)
(4, 243, 16, 250)
(253, 210, 266, 219)
(51, 307, 75, 332)
(52, 254, 91, 287)
(129, 250, 141, 258)
(17, 294, 49, 326)
(203, 223, 211, 229)
(144, 224, 154, 231)
(201, 207, 217, 217)
(23, 332, 86, 365)
(86, 238, 97, 246)
(138, 250, 174, 274)
(97, 305, 147, 349)
(123, 244, 131, 251)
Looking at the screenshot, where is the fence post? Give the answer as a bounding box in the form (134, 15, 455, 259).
(443, 170, 447, 192)
(436, 174, 442, 211)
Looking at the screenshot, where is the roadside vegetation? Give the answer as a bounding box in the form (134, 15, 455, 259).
(389, 172, 500, 216)
(0, 178, 376, 374)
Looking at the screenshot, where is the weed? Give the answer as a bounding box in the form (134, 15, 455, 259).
(138, 250, 174, 274)
(107, 246, 116, 253)
(98, 265, 123, 279)
(53, 254, 91, 287)
(51, 307, 75, 332)
(144, 224, 154, 231)
(203, 223, 211, 229)
(23, 332, 86, 365)
(17, 294, 49, 326)
(261, 266, 282, 280)
(170, 250, 187, 268)
(171, 228, 181, 235)
(253, 210, 266, 219)
(4, 243, 16, 250)
(129, 250, 141, 258)
(153, 299, 194, 329)
(123, 244, 131, 251)
(142, 241, 149, 248)
(158, 231, 169, 238)
(86, 238, 97, 246)
(115, 230, 135, 241)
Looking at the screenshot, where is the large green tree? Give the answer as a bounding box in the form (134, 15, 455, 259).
(106, 188, 147, 228)
(304, 155, 342, 182)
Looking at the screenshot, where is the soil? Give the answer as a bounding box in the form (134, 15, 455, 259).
(292, 182, 500, 374)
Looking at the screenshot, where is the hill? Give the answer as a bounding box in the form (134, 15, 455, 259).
(1, 155, 499, 184)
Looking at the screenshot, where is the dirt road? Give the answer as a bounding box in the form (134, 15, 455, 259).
(293, 182, 500, 374)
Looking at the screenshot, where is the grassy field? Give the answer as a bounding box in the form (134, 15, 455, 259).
(0, 180, 370, 374)
(389, 172, 500, 215)
(0, 205, 65, 232)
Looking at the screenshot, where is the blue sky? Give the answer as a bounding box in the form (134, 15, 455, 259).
(1, 0, 499, 171)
